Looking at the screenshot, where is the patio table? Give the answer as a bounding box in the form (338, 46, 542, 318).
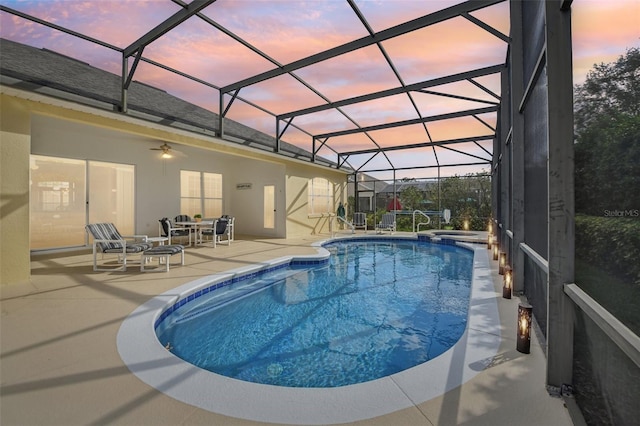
(175, 220, 213, 246)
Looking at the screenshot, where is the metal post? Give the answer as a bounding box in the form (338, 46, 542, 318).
(121, 55, 128, 113)
(510, 0, 526, 294)
(276, 119, 280, 154)
(437, 167, 441, 229)
(354, 173, 359, 213)
(218, 90, 224, 138)
(392, 170, 397, 223)
(545, 0, 575, 389)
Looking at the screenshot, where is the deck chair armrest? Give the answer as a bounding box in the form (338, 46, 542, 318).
(94, 238, 126, 244)
(93, 238, 128, 254)
(121, 234, 148, 242)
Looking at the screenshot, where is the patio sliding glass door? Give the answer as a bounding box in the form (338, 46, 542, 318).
(29, 155, 135, 250)
(87, 160, 135, 234)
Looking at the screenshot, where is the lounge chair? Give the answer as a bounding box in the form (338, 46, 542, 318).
(353, 212, 367, 232)
(85, 223, 152, 271)
(159, 218, 192, 246)
(200, 217, 231, 248)
(376, 213, 396, 234)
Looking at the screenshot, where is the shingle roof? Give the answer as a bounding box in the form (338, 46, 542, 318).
(0, 38, 336, 167)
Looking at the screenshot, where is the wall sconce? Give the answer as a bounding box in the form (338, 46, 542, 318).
(517, 303, 533, 353)
(487, 233, 493, 250)
(499, 251, 507, 275)
(502, 266, 512, 299)
(492, 243, 499, 261)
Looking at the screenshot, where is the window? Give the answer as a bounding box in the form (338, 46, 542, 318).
(180, 170, 223, 218)
(308, 177, 333, 215)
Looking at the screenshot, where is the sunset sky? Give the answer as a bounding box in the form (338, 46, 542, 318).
(1, 0, 638, 180)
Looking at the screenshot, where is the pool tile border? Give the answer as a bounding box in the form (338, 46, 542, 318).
(153, 258, 329, 330)
(153, 235, 477, 330)
(117, 235, 500, 425)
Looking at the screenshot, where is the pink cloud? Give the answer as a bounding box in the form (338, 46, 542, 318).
(1, 0, 182, 48)
(572, 0, 639, 84)
(380, 17, 508, 85)
(204, 0, 367, 64)
(3, 0, 635, 176)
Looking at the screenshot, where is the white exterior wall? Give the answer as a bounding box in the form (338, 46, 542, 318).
(0, 95, 31, 285)
(0, 88, 348, 285)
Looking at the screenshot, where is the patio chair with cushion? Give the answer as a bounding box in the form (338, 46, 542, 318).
(221, 215, 235, 241)
(376, 213, 396, 234)
(85, 223, 152, 272)
(200, 217, 231, 248)
(353, 212, 367, 232)
(174, 214, 193, 223)
(159, 218, 191, 245)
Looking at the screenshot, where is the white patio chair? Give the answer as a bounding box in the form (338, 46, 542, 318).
(200, 217, 231, 248)
(85, 223, 151, 272)
(159, 218, 191, 245)
(353, 212, 367, 232)
(376, 213, 396, 234)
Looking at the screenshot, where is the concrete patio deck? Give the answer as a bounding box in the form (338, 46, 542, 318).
(0, 234, 574, 425)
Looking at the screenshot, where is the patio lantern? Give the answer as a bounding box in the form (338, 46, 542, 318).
(502, 266, 512, 299)
(492, 243, 499, 261)
(517, 303, 533, 353)
(487, 233, 493, 249)
(499, 251, 507, 275)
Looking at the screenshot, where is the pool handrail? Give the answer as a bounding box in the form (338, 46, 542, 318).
(332, 215, 355, 236)
(412, 210, 431, 232)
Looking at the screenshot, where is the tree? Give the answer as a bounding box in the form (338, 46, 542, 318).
(574, 48, 640, 215)
(399, 186, 424, 212)
(574, 47, 640, 133)
(440, 172, 491, 230)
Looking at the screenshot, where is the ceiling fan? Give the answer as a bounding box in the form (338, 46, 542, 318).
(150, 143, 185, 159)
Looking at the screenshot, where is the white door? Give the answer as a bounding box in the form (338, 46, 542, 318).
(263, 184, 275, 231)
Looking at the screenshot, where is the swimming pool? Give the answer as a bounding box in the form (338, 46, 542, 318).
(155, 240, 473, 387)
(117, 235, 500, 424)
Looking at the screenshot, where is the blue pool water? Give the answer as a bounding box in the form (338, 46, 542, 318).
(156, 239, 473, 388)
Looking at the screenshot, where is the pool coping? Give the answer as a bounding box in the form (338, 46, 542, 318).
(117, 235, 500, 425)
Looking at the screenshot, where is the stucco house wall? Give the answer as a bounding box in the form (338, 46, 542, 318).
(0, 88, 347, 285)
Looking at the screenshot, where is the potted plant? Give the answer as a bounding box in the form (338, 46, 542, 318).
(194, 214, 202, 223)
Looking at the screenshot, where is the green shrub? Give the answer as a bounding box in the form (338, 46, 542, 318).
(575, 215, 640, 285)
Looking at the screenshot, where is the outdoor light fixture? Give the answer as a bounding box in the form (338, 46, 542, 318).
(499, 251, 507, 275)
(503, 266, 512, 299)
(517, 303, 533, 353)
(487, 233, 493, 249)
(463, 220, 469, 231)
(492, 243, 499, 261)
(488, 222, 493, 234)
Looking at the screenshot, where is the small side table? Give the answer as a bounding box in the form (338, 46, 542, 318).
(144, 236, 168, 246)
